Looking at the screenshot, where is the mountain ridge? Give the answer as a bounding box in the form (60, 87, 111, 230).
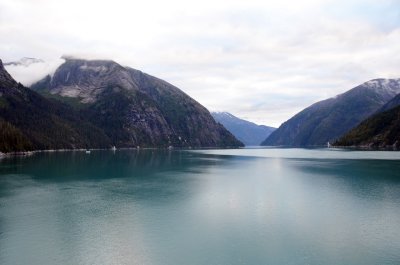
(211, 112, 275, 146)
(261, 78, 400, 146)
(334, 91, 400, 148)
(31, 58, 243, 148)
(377, 93, 400, 113)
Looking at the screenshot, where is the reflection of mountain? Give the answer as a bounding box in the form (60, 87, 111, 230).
(292, 158, 400, 186)
(1, 149, 400, 264)
(0, 150, 235, 183)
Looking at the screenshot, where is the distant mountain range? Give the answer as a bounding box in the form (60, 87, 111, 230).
(3, 55, 400, 151)
(0, 58, 243, 153)
(211, 112, 275, 146)
(262, 79, 400, 146)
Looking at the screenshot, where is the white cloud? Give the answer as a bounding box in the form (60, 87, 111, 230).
(1, 0, 400, 127)
(4, 58, 64, 86)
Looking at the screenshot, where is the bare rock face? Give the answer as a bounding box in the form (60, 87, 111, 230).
(32, 58, 243, 148)
(0, 59, 112, 152)
(44, 59, 135, 103)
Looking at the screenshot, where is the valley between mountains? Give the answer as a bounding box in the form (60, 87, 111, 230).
(1, 57, 400, 153)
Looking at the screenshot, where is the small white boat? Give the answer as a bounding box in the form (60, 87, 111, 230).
(85, 150, 91, 154)
(111, 146, 117, 151)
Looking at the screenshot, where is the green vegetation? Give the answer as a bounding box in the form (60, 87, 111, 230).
(38, 90, 85, 110)
(0, 97, 8, 108)
(0, 58, 242, 153)
(262, 82, 400, 146)
(335, 105, 400, 148)
(84, 87, 139, 147)
(0, 119, 33, 152)
(0, 85, 111, 152)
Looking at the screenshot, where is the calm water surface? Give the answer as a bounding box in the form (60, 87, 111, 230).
(0, 148, 400, 265)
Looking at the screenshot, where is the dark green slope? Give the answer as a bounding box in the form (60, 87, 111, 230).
(334, 105, 400, 148)
(32, 58, 243, 148)
(0, 119, 33, 152)
(262, 79, 400, 146)
(0, 59, 111, 152)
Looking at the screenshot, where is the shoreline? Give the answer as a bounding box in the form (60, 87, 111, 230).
(0, 146, 245, 158)
(331, 145, 399, 151)
(0, 148, 156, 158)
(2, 145, 399, 158)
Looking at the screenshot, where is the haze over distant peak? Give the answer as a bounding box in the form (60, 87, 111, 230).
(212, 111, 275, 146)
(4, 57, 44, 67)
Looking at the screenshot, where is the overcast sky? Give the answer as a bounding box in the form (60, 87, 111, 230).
(1, 0, 400, 127)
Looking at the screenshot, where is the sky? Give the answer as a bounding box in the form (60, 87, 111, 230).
(1, 0, 400, 127)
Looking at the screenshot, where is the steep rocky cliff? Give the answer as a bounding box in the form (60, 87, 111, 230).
(0, 59, 111, 152)
(32, 58, 243, 148)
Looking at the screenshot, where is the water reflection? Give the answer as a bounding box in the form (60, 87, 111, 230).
(0, 150, 399, 265)
(0, 150, 230, 180)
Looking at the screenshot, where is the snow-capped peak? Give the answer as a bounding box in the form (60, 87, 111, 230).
(364, 78, 400, 95)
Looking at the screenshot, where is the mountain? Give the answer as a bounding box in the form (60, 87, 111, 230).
(211, 112, 275, 146)
(262, 79, 400, 146)
(377, 93, 400, 113)
(4, 57, 44, 67)
(334, 105, 400, 148)
(334, 92, 400, 148)
(0, 59, 111, 153)
(31, 58, 243, 148)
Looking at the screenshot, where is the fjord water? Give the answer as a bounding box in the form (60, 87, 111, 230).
(1, 149, 400, 265)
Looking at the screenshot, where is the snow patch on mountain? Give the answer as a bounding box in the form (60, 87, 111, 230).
(364, 78, 400, 95)
(79, 64, 108, 72)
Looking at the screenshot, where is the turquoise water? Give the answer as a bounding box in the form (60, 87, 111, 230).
(0, 148, 400, 265)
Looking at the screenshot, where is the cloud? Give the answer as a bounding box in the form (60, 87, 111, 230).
(4, 58, 64, 86)
(1, 0, 400, 127)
